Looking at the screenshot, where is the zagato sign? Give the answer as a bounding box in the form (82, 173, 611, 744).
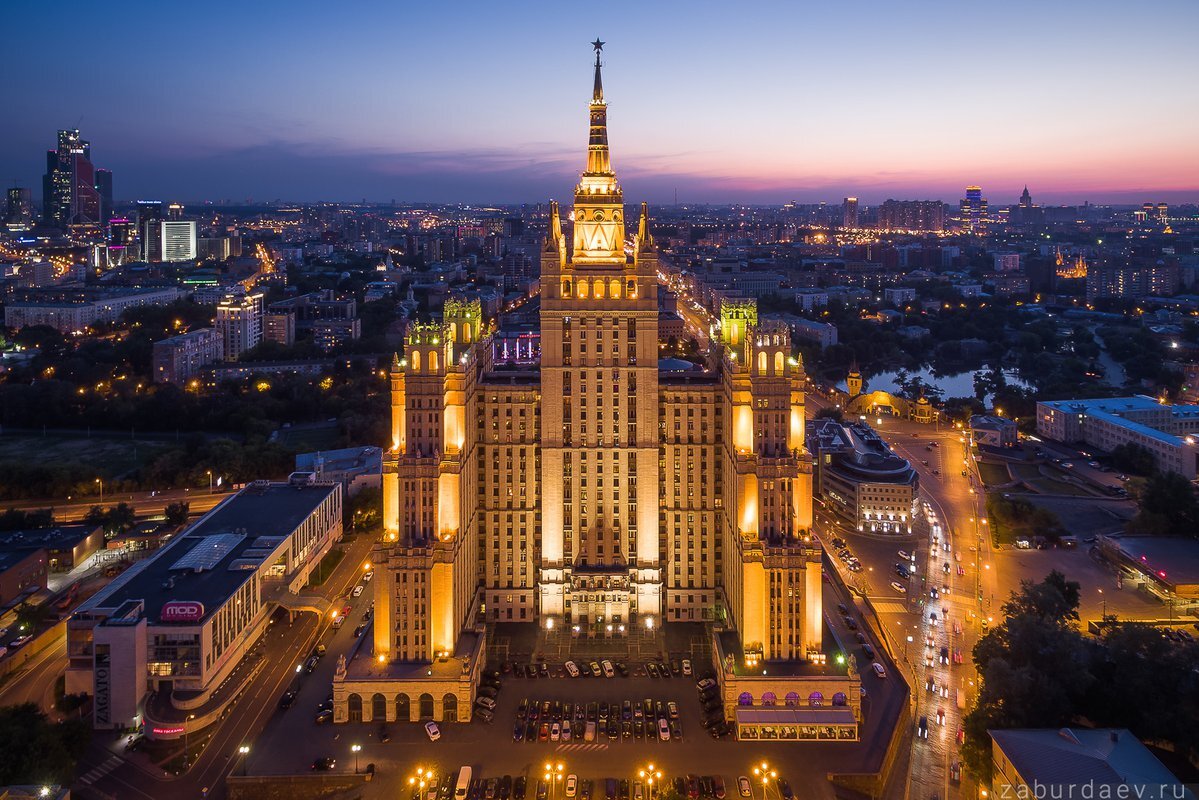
(160, 601, 204, 623)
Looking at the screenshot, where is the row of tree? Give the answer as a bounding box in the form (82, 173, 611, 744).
(962, 572, 1199, 781)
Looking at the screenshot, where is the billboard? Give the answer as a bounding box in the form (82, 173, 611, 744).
(160, 601, 205, 623)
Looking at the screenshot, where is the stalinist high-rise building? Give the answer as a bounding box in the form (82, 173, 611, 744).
(339, 45, 846, 733)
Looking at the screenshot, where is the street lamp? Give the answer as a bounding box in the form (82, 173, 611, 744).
(544, 762, 565, 800)
(182, 713, 196, 769)
(207, 470, 213, 493)
(410, 766, 434, 799)
(238, 744, 250, 776)
(752, 763, 778, 800)
(351, 743, 361, 774)
(639, 764, 662, 800)
(96, 477, 103, 504)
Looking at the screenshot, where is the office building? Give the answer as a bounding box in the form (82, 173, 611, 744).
(0, 524, 104, 573)
(959, 185, 988, 233)
(215, 291, 264, 360)
(876, 200, 945, 232)
(66, 478, 343, 734)
(1037, 396, 1199, 478)
(4, 187, 33, 232)
(841, 197, 859, 229)
(136, 201, 164, 261)
(42, 129, 102, 228)
(337, 48, 849, 734)
(95, 168, 113, 225)
(312, 317, 361, 351)
(0, 547, 48, 606)
(807, 419, 919, 534)
(969, 414, 1018, 448)
(993, 253, 1020, 272)
(4, 287, 181, 333)
(152, 328, 224, 384)
(160, 220, 197, 262)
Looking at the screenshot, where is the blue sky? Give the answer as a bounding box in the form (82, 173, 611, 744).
(3, 0, 1196, 204)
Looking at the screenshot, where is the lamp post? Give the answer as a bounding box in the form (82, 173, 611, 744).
(207, 470, 213, 493)
(639, 764, 662, 800)
(409, 766, 433, 800)
(238, 744, 249, 776)
(752, 763, 778, 800)
(351, 743, 361, 774)
(96, 477, 103, 504)
(544, 762, 564, 800)
(182, 713, 196, 769)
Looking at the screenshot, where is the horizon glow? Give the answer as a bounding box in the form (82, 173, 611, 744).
(3, 0, 1197, 205)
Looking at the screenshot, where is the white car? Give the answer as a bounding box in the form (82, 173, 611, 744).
(872, 662, 887, 679)
(425, 721, 441, 741)
(898, 550, 910, 561)
(658, 718, 671, 741)
(891, 581, 907, 594)
(551, 722, 561, 741)
(352, 585, 364, 597)
(566, 776, 578, 798)
(565, 660, 580, 678)
(363, 571, 374, 582)
(601, 659, 615, 678)
(681, 659, 692, 676)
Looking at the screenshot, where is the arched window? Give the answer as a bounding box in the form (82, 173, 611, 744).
(411, 350, 421, 372)
(774, 352, 784, 375)
(758, 352, 767, 375)
(448, 322, 457, 342)
(578, 281, 589, 299)
(762, 692, 777, 707)
(609, 279, 621, 299)
(738, 692, 753, 706)
(419, 693, 435, 719)
(626, 280, 636, 298)
(562, 279, 572, 297)
(396, 693, 411, 721)
(463, 325, 472, 343)
(593, 279, 605, 299)
(443, 693, 458, 722)
(347, 693, 363, 722)
(429, 349, 439, 372)
(371, 692, 387, 721)
(808, 691, 824, 708)
(785, 692, 800, 707)
(832, 692, 848, 707)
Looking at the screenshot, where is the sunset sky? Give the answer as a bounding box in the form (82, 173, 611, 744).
(4, 0, 1197, 205)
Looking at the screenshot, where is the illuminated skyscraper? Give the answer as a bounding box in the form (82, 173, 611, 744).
(95, 169, 113, 225)
(841, 197, 859, 229)
(4, 187, 33, 232)
(959, 185, 988, 233)
(370, 43, 819, 672)
(41, 129, 102, 228)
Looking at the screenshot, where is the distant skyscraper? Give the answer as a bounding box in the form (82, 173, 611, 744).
(959, 185, 988, 233)
(136, 200, 164, 261)
(842, 197, 859, 229)
(877, 200, 945, 232)
(1018, 186, 1032, 208)
(167, 202, 185, 221)
(4, 187, 33, 232)
(95, 169, 113, 224)
(160, 220, 197, 262)
(42, 129, 102, 228)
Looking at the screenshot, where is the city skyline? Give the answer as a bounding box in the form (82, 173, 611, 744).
(3, 0, 1197, 205)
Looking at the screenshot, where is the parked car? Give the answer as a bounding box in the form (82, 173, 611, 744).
(872, 662, 887, 679)
(279, 690, 297, 709)
(425, 721, 441, 741)
(312, 757, 336, 771)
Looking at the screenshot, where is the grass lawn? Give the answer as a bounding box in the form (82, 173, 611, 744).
(0, 434, 168, 478)
(1010, 462, 1043, 481)
(976, 461, 1012, 487)
(1028, 477, 1100, 497)
(307, 547, 345, 587)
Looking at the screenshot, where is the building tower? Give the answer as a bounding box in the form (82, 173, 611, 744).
(842, 197, 859, 229)
(959, 185, 988, 234)
(538, 39, 663, 628)
(847, 364, 863, 398)
(42, 129, 101, 228)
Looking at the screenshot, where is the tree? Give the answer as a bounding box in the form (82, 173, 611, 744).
(1109, 442, 1155, 476)
(0, 703, 91, 785)
(1129, 471, 1199, 538)
(164, 501, 190, 526)
(814, 407, 844, 423)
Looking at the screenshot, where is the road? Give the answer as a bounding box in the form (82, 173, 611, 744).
(2, 487, 227, 522)
(0, 629, 69, 719)
(807, 390, 997, 800)
(73, 531, 377, 800)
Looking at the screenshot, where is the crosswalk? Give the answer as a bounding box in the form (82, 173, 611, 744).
(78, 755, 124, 786)
(873, 601, 908, 614)
(555, 742, 608, 753)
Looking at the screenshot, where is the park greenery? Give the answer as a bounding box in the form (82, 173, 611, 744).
(962, 571, 1199, 783)
(1128, 471, 1199, 539)
(0, 703, 91, 786)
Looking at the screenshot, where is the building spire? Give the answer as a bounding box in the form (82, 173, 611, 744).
(591, 38, 605, 102)
(637, 201, 654, 249)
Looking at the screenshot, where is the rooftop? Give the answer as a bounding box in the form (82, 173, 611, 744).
(80, 481, 339, 625)
(1101, 535, 1199, 588)
(989, 728, 1188, 798)
(0, 524, 98, 552)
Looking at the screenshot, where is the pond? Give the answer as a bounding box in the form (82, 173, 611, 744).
(836, 365, 1033, 403)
